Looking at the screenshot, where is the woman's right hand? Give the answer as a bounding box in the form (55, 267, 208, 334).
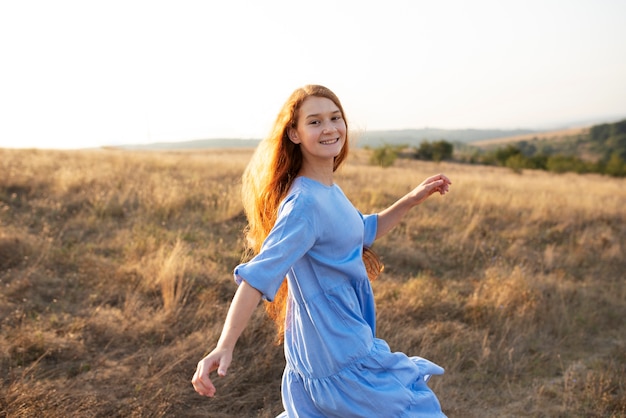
(191, 280, 262, 397)
(191, 347, 233, 397)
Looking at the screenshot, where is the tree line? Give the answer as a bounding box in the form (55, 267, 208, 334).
(368, 119, 626, 177)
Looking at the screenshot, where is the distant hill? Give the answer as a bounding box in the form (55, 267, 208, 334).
(112, 128, 538, 150)
(471, 126, 589, 148)
(113, 138, 261, 150)
(449, 118, 626, 177)
(354, 128, 536, 148)
(468, 118, 626, 163)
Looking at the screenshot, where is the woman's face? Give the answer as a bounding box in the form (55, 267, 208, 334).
(289, 96, 347, 164)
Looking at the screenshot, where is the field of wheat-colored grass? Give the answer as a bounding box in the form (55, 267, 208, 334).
(1, 147, 624, 417)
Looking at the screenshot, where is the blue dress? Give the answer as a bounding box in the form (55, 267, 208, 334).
(235, 177, 446, 418)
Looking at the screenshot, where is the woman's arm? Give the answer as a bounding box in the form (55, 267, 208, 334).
(191, 280, 262, 397)
(376, 173, 451, 239)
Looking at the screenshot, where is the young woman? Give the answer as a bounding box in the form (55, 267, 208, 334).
(192, 85, 451, 417)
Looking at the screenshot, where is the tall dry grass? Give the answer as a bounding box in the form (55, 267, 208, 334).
(1, 147, 624, 417)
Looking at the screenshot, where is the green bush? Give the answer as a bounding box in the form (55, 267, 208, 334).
(369, 145, 398, 167)
(605, 153, 626, 177)
(415, 140, 453, 162)
(546, 155, 592, 174)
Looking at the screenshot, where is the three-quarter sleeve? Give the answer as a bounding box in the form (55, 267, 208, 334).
(234, 195, 317, 301)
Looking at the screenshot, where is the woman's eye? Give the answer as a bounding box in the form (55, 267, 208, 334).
(309, 120, 320, 125)
(332, 116, 343, 121)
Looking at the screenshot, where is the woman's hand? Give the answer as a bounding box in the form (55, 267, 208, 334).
(408, 173, 452, 206)
(191, 346, 233, 397)
(376, 173, 451, 239)
(190, 281, 262, 398)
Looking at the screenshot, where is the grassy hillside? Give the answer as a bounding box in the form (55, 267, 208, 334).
(471, 126, 589, 147)
(1, 148, 625, 417)
(355, 128, 536, 148)
(468, 119, 626, 166)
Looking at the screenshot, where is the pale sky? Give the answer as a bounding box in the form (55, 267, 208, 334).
(1, 0, 625, 149)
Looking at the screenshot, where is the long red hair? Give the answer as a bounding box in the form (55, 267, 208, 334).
(241, 85, 350, 342)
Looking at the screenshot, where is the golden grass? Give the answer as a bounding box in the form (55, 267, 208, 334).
(1, 147, 625, 417)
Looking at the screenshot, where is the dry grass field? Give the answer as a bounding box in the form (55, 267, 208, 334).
(1, 147, 625, 417)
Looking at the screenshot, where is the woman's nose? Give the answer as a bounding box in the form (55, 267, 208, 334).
(322, 122, 337, 133)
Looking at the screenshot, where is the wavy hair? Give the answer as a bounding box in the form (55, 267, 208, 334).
(241, 85, 349, 342)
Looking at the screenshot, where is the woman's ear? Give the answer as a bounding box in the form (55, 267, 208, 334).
(288, 127, 300, 144)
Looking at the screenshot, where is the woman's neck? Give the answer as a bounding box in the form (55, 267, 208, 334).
(298, 162, 334, 186)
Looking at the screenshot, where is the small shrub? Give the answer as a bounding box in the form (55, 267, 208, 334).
(369, 145, 398, 167)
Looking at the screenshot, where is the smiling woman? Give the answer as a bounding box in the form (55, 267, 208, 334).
(191, 85, 451, 417)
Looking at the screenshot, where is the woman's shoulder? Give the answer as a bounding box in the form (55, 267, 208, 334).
(282, 179, 315, 209)
(280, 177, 332, 214)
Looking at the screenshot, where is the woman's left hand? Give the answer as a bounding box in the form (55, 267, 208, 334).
(409, 173, 452, 205)
(375, 173, 452, 239)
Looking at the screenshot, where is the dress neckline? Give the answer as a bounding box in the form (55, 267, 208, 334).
(295, 176, 335, 189)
